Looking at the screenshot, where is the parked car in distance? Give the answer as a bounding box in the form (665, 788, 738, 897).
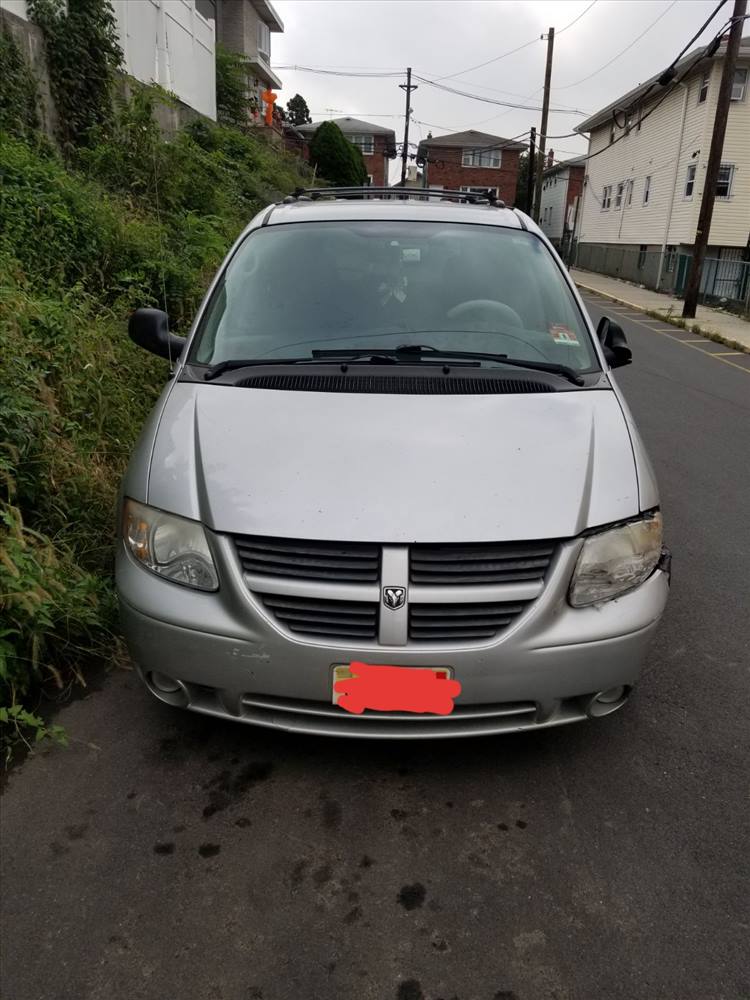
(117, 187, 671, 738)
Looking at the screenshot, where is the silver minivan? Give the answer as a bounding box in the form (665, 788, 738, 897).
(117, 189, 670, 738)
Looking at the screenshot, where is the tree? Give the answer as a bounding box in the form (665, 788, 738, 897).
(286, 93, 312, 126)
(309, 121, 367, 186)
(514, 149, 544, 212)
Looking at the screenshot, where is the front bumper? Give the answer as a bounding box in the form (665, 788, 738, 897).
(116, 535, 670, 738)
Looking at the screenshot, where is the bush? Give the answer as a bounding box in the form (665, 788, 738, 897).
(1, 81, 312, 759)
(309, 121, 368, 186)
(215, 43, 254, 128)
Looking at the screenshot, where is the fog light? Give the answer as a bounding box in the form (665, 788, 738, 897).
(151, 671, 181, 694)
(596, 686, 626, 705)
(145, 671, 190, 708)
(585, 685, 630, 718)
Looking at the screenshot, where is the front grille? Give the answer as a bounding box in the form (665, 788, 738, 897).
(237, 374, 556, 395)
(234, 535, 380, 583)
(409, 602, 529, 641)
(410, 540, 557, 585)
(259, 594, 378, 641)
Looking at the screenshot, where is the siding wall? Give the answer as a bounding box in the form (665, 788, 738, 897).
(539, 168, 570, 242)
(112, 0, 216, 120)
(578, 54, 750, 249)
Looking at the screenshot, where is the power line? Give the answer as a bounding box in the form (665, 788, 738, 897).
(554, 0, 679, 90)
(430, 38, 539, 83)
(557, 0, 599, 34)
(430, 0, 598, 83)
(413, 75, 588, 114)
(273, 65, 403, 78)
(544, 43, 712, 165)
(418, 130, 531, 159)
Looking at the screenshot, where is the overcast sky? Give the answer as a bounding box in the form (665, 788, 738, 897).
(271, 0, 732, 181)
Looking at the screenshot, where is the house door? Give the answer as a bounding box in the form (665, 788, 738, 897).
(675, 253, 690, 294)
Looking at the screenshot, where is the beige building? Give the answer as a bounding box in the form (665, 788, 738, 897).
(200, 0, 283, 120)
(575, 35, 750, 303)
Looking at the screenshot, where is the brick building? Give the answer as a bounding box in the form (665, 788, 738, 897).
(417, 130, 526, 204)
(297, 117, 397, 186)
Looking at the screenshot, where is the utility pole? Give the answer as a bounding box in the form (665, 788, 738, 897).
(682, 0, 746, 317)
(399, 68, 417, 186)
(526, 126, 536, 214)
(533, 26, 555, 223)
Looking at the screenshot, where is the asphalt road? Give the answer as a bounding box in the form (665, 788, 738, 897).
(2, 294, 749, 1000)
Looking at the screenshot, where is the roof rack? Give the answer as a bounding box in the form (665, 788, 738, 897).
(282, 186, 506, 208)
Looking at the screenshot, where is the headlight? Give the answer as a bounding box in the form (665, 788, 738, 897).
(569, 512, 662, 607)
(122, 499, 219, 591)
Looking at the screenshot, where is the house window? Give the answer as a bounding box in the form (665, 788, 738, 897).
(624, 112, 634, 134)
(626, 179, 633, 206)
(731, 67, 747, 101)
(602, 185, 612, 210)
(615, 182, 624, 209)
(637, 245, 648, 269)
(643, 175, 651, 205)
(665, 246, 677, 273)
(350, 134, 375, 155)
(257, 21, 271, 62)
(716, 163, 734, 198)
(462, 147, 501, 168)
(698, 71, 710, 103)
(684, 163, 697, 198)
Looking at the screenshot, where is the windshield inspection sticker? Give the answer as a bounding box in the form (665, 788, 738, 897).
(549, 324, 580, 345)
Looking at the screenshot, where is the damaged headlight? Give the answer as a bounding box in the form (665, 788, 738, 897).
(569, 512, 663, 607)
(123, 498, 219, 592)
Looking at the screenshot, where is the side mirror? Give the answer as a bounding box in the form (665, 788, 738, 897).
(128, 308, 185, 361)
(596, 316, 632, 369)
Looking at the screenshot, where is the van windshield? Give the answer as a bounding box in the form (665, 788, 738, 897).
(191, 221, 598, 372)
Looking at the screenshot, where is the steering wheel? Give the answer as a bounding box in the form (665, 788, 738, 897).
(446, 299, 523, 329)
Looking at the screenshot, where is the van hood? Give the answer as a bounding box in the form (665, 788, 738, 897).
(147, 382, 640, 542)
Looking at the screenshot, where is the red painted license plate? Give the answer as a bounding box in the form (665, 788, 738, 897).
(332, 662, 461, 716)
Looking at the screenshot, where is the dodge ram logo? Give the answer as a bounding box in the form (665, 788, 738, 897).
(383, 587, 406, 610)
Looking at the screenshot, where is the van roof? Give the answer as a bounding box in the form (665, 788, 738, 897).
(265, 197, 529, 230)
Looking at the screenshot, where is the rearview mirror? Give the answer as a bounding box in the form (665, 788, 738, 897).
(128, 308, 185, 361)
(596, 317, 632, 369)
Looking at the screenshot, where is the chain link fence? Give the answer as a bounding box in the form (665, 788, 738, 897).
(567, 242, 750, 316)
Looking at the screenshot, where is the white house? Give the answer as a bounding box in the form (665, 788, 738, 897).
(1, 0, 217, 120)
(112, 0, 217, 120)
(575, 34, 750, 303)
(538, 155, 586, 250)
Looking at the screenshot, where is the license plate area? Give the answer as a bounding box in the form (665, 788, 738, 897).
(332, 662, 459, 715)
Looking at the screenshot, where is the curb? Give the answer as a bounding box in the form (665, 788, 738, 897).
(574, 280, 750, 355)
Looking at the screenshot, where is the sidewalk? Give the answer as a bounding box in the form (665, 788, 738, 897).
(570, 268, 750, 352)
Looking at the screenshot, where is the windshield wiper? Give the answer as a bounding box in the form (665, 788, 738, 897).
(205, 351, 446, 380)
(204, 357, 326, 380)
(205, 348, 585, 385)
(315, 346, 586, 385)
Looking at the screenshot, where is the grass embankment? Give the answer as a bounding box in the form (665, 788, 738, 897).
(0, 91, 311, 757)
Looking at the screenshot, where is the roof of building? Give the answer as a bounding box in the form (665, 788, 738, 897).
(576, 35, 750, 134)
(251, 0, 284, 32)
(543, 155, 587, 178)
(296, 117, 397, 140)
(417, 130, 527, 155)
